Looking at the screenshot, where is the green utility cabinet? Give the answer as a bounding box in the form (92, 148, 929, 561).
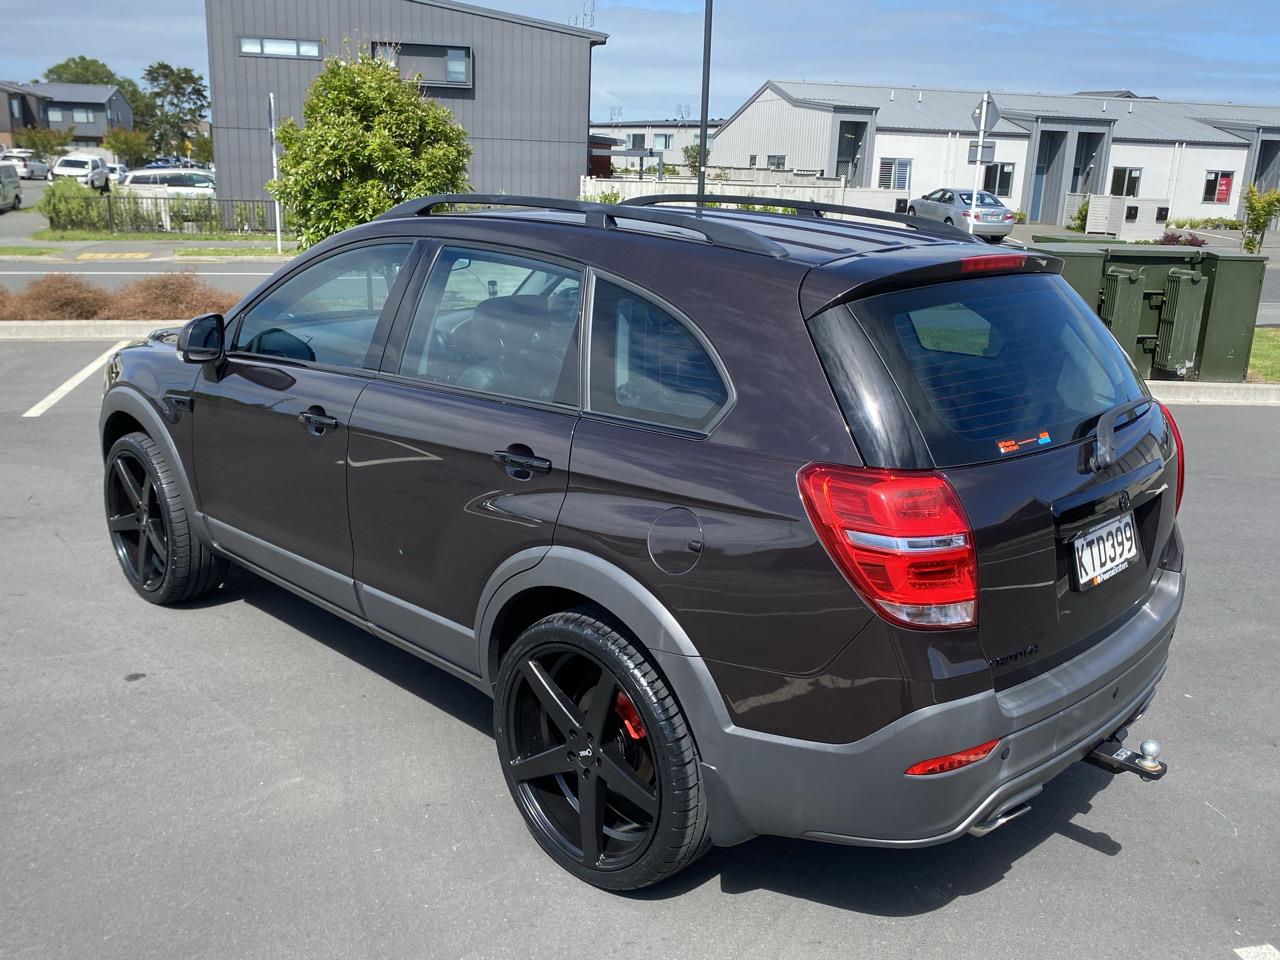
(1027, 242, 1267, 381)
(1196, 249, 1267, 382)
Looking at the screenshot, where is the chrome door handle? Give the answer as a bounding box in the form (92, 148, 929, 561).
(493, 450, 552, 475)
(298, 411, 340, 434)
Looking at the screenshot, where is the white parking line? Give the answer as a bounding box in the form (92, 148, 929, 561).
(1235, 946, 1280, 960)
(21, 341, 131, 418)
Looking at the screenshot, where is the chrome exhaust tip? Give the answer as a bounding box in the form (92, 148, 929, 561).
(968, 803, 1032, 838)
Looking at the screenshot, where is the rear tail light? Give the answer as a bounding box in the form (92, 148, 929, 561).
(797, 464, 977, 629)
(1002, 212, 1014, 221)
(1156, 401, 1185, 514)
(905, 738, 1000, 776)
(960, 209, 973, 218)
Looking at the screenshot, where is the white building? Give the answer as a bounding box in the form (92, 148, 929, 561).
(588, 118, 721, 171)
(710, 81, 1280, 225)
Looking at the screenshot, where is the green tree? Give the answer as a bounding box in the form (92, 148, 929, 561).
(269, 52, 471, 248)
(681, 142, 709, 176)
(103, 127, 151, 167)
(190, 133, 214, 165)
(142, 62, 209, 156)
(14, 126, 73, 162)
(1242, 183, 1280, 255)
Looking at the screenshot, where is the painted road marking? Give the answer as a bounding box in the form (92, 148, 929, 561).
(76, 252, 150, 260)
(1235, 946, 1280, 960)
(0, 270, 273, 277)
(21, 341, 131, 418)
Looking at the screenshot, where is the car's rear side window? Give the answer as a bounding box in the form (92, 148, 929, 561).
(588, 279, 729, 432)
(813, 273, 1145, 467)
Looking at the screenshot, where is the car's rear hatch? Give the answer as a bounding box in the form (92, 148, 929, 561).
(807, 267, 1180, 688)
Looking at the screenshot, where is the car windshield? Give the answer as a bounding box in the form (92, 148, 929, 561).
(957, 191, 1003, 206)
(59, 160, 89, 169)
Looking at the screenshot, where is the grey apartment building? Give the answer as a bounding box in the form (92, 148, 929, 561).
(205, 0, 607, 200)
(0, 82, 133, 151)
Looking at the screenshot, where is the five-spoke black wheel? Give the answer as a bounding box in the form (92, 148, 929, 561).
(103, 432, 227, 604)
(495, 610, 708, 890)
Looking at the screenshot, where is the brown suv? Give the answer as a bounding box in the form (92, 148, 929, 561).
(99, 195, 1185, 890)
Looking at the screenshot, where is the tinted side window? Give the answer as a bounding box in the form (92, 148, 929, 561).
(588, 279, 729, 431)
(234, 243, 412, 368)
(398, 246, 582, 406)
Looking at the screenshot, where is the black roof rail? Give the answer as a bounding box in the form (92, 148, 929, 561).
(619, 193, 980, 243)
(376, 193, 789, 258)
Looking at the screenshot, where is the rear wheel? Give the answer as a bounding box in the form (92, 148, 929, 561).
(906, 206, 916, 216)
(494, 610, 708, 890)
(944, 217, 954, 225)
(104, 431, 227, 604)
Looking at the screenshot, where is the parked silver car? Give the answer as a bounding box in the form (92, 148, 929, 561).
(1, 149, 49, 180)
(51, 154, 111, 192)
(907, 188, 1014, 242)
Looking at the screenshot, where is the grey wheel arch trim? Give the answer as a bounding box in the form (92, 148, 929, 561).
(99, 385, 209, 544)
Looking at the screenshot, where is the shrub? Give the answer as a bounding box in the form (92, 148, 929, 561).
(1168, 216, 1244, 230)
(1153, 230, 1207, 247)
(0, 274, 104, 320)
(103, 272, 239, 319)
(1067, 198, 1089, 232)
(37, 179, 108, 230)
(1013, 210, 1027, 224)
(580, 189, 621, 205)
(269, 51, 471, 249)
(1242, 183, 1280, 255)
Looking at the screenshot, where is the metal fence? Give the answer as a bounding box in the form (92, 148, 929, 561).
(41, 194, 284, 235)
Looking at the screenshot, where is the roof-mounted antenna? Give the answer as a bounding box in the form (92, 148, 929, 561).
(889, 89, 895, 101)
(917, 90, 923, 103)
(1128, 101, 1133, 113)
(1102, 100, 1108, 112)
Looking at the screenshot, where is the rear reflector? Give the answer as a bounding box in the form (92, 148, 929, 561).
(960, 253, 1027, 273)
(1156, 401, 1185, 514)
(905, 738, 1000, 776)
(797, 464, 977, 629)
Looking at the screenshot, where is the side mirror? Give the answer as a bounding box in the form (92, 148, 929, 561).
(178, 313, 224, 363)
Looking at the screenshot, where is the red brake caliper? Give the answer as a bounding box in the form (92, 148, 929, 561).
(614, 690, 646, 740)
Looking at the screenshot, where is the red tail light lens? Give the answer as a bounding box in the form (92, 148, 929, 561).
(905, 738, 1000, 776)
(1156, 401, 1185, 514)
(1002, 212, 1015, 221)
(797, 464, 977, 629)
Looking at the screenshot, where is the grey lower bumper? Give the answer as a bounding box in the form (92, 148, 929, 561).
(655, 567, 1183, 847)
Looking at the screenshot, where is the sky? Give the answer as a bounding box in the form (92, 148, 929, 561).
(2, 0, 1277, 120)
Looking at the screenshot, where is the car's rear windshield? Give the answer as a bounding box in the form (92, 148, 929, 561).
(957, 191, 1002, 206)
(813, 273, 1146, 467)
(59, 160, 88, 169)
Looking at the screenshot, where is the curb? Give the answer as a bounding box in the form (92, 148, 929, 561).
(1147, 380, 1280, 406)
(0, 320, 173, 340)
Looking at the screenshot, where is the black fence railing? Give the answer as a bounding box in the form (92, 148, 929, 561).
(41, 195, 286, 235)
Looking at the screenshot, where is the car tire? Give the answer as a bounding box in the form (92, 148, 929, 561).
(494, 608, 709, 890)
(985, 236, 1004, 244)
(104, 431, 228, 605)
(944, 217, 954, 225)
(907, 206, 916, 216)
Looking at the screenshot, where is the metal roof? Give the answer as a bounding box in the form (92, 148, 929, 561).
(409, 0, 607, 42)
(25, 83, 120, 105)
(758, 80, 1280, 144)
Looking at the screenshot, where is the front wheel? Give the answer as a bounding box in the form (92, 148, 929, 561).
(494, 610, 708, 890)
(906, 206, 916, 216)
(104, 431, 227, 604)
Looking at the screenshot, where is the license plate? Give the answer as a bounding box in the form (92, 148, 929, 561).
(983, 213, 1001, 221)
(1073, 512, 1138, 589)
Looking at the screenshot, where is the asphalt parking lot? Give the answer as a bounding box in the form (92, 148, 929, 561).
(1, 339, 1278, 960)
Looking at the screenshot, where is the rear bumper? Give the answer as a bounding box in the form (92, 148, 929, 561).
(656, 565, 1183, 847)
(970, 221, 1013, 236)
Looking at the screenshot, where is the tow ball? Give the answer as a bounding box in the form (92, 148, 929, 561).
(1084, 736, 1167, 782)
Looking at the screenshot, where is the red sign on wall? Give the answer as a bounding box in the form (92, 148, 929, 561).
(1215, 172, 1233, 203)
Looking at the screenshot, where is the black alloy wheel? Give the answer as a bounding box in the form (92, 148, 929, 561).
(103, 431, 227, 604)
(495, 611, 708, 889)
(107, 449, 169, 592)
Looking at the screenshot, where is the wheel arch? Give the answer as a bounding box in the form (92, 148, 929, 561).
(100, 386, 207, 541)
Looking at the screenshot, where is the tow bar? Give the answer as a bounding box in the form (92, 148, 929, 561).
(1084, 736, 1168, 781)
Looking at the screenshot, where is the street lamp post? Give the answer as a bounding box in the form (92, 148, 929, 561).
(696, 0, 713, 198)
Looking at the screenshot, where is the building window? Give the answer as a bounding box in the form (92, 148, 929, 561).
(1110, 166, 1141, 197)
(628, 133, 646, 150)
(652, 134, 672, 150)
(373, 42, 472, 89)
(72, 108, 94, 124)
(748, 154, 757, 167)
(1203, 170, 1234, 204)
(766, 154, 786, 169)
(239, 37, 322, 58)
(878, 157, 912, 190)
(47, 107, 63, 122)
(983, 162, 1015, 197)
(9, 97, 19, 120)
